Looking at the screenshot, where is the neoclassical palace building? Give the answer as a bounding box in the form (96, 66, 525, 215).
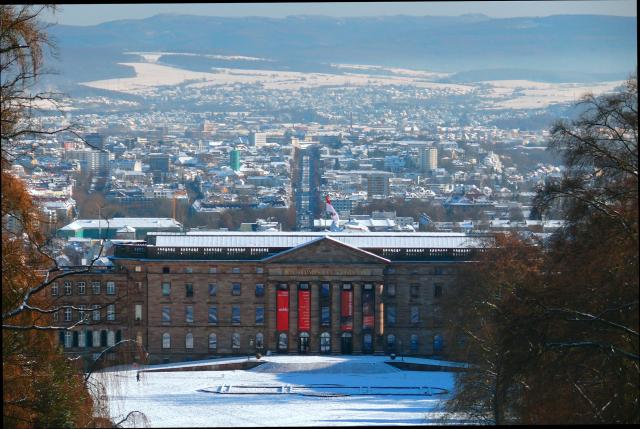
(51, 232, 486, 364)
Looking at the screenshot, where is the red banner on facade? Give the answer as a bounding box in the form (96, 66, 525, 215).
(276, 290, 289, 331)
(341, 290, 353, 331)
(362, 289, 374, 330)
(298, 289, 311, 331)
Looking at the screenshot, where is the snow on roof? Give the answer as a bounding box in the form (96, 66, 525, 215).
(60, 218, 182, 230)
(148, 231, 487, 249)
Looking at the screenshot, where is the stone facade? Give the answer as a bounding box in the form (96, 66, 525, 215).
(54, 236, 464, 364)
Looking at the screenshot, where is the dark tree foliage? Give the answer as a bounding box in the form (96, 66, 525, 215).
(445, 74, 638, 424)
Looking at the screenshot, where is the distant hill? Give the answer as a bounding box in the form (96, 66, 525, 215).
(44, 14, 637, 89)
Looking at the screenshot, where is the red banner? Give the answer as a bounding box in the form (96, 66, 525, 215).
(362, 289, 374, 330)
(341, 290, 353, 331)
(298, 290, 311, 331)
(276, 290, 289, 331)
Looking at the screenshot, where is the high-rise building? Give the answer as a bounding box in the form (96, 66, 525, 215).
(250, 132, 268, 148)
(419, 147, 438, 172)
(367, 173, 391, 199)
(148, 153, 171, 183)
(230, 149, 241, 171)
(85, 132, 104, 150)
(293, 142, 322, 230)
(64, 148, 110, 177)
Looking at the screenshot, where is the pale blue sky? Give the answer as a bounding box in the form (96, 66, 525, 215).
(43, 1, 637, 26)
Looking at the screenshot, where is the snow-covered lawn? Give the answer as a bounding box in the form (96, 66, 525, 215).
(94, 355, 465, 427)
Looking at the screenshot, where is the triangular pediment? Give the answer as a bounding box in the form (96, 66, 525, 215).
(263, 236, 389, 265)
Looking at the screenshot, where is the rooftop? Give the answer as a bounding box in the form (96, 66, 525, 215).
(60, 217, 183, 231)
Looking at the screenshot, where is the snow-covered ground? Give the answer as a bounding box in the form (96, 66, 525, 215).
(79, 62, 473, 94)
(93, 355, 467, 427)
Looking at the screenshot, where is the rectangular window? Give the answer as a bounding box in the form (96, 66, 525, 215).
(135, 265, 142, 272)
(232, 283, 241, 296)
(106, 281, 116, 295)
(256, 267, 264, 274)
(92, 281, 100, 295)
(78, 305, 86, 322)
(92, 305, 100, 321)
(185, 283, 193, 298)
(410, 284, 420, 298)
(232, 333, 240, 349)
(162, 282, 171, 296)
(162, 306, 171, 323)
(77, 282, 86, 295)
(321, 283, 330, 298)
(232, 267, 240, 274)
(208, 267, 217, 274)
(65, 331, 73, 348)
(64, 307, 72, 321)
(434, 267, 444, 276)
(107, 304, 115, 321)
(411, 306, 420, 324)
(64, 281, 72, 295)
(232, 306, 241, 324)
(185, 267, 193, 273)
(93, 331, 100, 348)
(321, 306, 330, 326)
(79, 330, 86, 348)
(163, 266, 170, 274)
(386, 283, 396, 297)
(209, 334, 217, 350)
(51, 282, 58, 296)
(387, 306, 396, 326)
(255, 284, 265, 297)
(53, 310, 59, 322)
(185, 306, 193, 323)
(208, 306, 218, 324)
(135, 304, 142, 321)
(256, 306, 265, 325)
(434, 283, 443, 298)
(208, 283, 217, 297)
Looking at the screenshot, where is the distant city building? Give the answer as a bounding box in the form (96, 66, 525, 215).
(230, 148, 241, 171)
(250, 132, 268, 148)
(58, 217, 183, 240)
(293, 142, 322, 230)
(367, 173, 391, 199)
(419, 147, 438, 172)
(148, 153, 171, 183)
(64, 148, 110, 177)
(84, 132, 104, 150)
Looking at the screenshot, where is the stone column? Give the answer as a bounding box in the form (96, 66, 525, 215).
(265, 282, 276, 353)
(352, 282, 362, 354)
(289, 282, 298, 354)
(310, 282, 320, 353)
(375, 282, 385, 354)
(331, 282, 341, 354)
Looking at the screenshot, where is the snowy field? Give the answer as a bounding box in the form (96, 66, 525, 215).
(93, 355, 469, 427)
(79, 62, 473, 94)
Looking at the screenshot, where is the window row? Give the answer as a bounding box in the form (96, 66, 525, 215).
(384, 283, 444, 298)
(60, 329, 122, 348)
(54, 304, 117, 322)
(385, 334, 444, 353)
(385, 305, 440, 325)
(52, 281, 116, 296)
(161, 305, 264, 325)
(161, 332, 265, 350)
(161, 283, 265, 298)
(160, 266, 264, 274)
